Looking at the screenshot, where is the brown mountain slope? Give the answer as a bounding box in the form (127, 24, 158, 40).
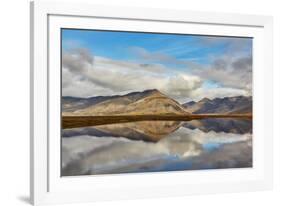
(64, 89, 189, 116)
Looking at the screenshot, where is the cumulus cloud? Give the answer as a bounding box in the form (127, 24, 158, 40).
(62, 43, 252, 102)
(163, 74, 202, 101)
(188, 36, 253, 95)
(62, 48, 203, 101)
(129, 45, 252, 99)
(192, 56, 252, 94)
(62, 48, 93, 74)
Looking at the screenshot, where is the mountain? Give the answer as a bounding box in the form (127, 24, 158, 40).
(62, 96, 113, 112)
(62, 89, 189, 116)
(183, 96, 252, 114)
(182, 97, 211, 114)
(62, 90, 156, 112)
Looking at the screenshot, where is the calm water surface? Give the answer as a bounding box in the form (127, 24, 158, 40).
(61, 119, 252, 176)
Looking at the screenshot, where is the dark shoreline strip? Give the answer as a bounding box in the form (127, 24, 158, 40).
(62, 114, 252, 129)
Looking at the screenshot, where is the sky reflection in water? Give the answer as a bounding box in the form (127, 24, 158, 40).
(61, 119, 252, 176)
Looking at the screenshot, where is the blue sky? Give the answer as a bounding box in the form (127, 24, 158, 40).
(62, 29, 251, 66)
(61, 29, 252, 101)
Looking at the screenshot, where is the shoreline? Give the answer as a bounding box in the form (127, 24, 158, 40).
(62, 114, 252, 129)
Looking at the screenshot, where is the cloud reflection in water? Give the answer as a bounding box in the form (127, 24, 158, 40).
(61, 120, 252, 176)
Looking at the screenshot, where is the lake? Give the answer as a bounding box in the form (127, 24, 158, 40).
(61, 118, 252, 176)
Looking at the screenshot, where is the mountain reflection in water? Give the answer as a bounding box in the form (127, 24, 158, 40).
(61, 119, 252, 176)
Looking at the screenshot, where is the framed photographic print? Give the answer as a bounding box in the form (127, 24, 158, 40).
(30, 1, 273, 205)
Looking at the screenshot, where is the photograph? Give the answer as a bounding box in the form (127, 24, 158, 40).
(61, 29, 253, 176)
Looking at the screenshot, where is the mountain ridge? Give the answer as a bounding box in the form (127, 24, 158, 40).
(62, 89, 160, 112)
(63, 89, 189, 116)
(183, 96, 252, 114)
(63, 89, 252, 116)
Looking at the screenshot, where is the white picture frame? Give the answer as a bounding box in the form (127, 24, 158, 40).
(30, 1, 273, 205)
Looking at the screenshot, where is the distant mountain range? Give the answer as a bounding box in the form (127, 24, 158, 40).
(62, 89, 189, 116)
(182, 96, 252, 114)
(62, 89, 252, 116)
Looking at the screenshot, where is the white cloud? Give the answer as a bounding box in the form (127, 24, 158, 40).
(62, 49, 203, 102)
(192, 56, 252, 94)
(191, 87, 249, 101)
(163, 74, 202, 101)
(129, 45, 252, 99)
(62, 48, 251, 102)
